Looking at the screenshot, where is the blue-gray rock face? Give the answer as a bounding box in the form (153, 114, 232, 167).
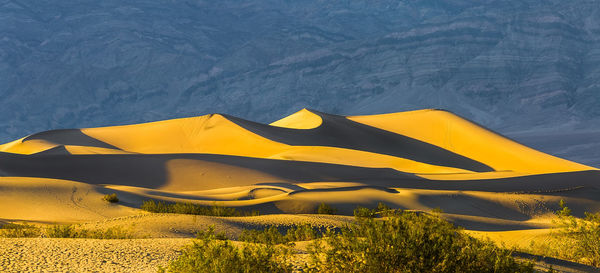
(1, 0, 599, 165)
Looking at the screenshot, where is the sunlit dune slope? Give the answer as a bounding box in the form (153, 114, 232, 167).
(0, 109, 497, 175)
(0, 108, 597, 193)
(269, 108, 323, 129)
(348, 109, 594, 175)
(0, 177, 137, 223)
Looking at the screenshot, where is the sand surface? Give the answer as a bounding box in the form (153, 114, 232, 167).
(0, 238, 189, 273)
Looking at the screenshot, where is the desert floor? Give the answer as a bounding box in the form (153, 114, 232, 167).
(1, 213, 599, 273)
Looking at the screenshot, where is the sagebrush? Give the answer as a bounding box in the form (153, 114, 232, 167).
(162, 211, 534, 273)
(141, 200, 259, 217)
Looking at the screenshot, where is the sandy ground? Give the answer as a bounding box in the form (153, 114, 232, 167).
(0, 238, 189, 273)
(77, 213, 354, 239)
(0, 236, 594, 273)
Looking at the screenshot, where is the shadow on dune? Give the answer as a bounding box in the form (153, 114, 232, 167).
(24, 129, 120, 150)
(417, 194, 530, 221)
(224, 110, 494, 172)
(411, 171, 600, 192)
(443, 216, 546, 231)
(287, 186, 400, 195)
(0, 153, 417, 189)
(31, 145, 71, 156)
(1, 151, 598, 193)
(342, 171, 600, 193)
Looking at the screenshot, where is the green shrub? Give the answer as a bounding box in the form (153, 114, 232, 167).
(376, 202, 402, 217)
(0, 223, 41, 237)
(554, 202, 600, 266)
(102, 193, 119, 203)
(526, 201, 600, 267)
(83, 226, 135, 239)
(141, 200, 258, 217)
(431, 207, 444, 214)
(316, 203, 336, 215)
(353, 203, 403, 218)
(353, 206, 377, 218)
(161, 211, 535, 273)
(284, 224, 321, 242)
(46, 224, 78, 238)
(196, 225, 228, 241)
(239, 224, 320, 245)
(307, 212, 534, 273)
(160, 228, 293, 273)
(556, 199, 571, 217)
(0, 223, 134, 239)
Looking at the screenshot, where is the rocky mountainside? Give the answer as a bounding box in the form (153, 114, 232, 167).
(1, 0, 599, 165)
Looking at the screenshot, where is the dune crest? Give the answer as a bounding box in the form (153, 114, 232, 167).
(0, 108, 598, 229)
(269, 108, 323, 129)
(348, 109, 595, 174)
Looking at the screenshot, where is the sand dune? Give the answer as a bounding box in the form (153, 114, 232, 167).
(348, 109, 594, 174)
(1, 108, 599, 268)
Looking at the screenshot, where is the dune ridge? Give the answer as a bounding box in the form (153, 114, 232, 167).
(0, 108, 598, 237)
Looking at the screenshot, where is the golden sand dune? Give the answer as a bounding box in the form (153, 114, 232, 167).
(0, 108, 599, 238)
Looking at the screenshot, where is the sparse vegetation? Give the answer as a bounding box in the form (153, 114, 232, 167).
(159, 227, 293, 273)
(140, 200, 259, 217)
(162, 210, 534, 273)
(0, 223, 42, 237)
(353, 206, 377, 218)
(527, 200, 600, 267)
(102, 193, 119, 203)
(239, 224, 321, 245)
(431, 207, 444, 214)
(316, 202, 336, 215)
(556, 199, 571, 217)
(0, 223, 134, 239)
(353, 202, 402, 218)
(46, 225, 135, 239)
(308, 211, 533, 273)
(46, 224, 77, 238)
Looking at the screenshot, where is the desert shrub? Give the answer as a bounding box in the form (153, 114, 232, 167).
(0, 223, 41, 237)
(556, 199, 571, 217)
(239, 224, 321, 245)
(239, 226, 286, 245)
(553, 202, 600, 266)
(431, 207, 444, 214)
(376, 202, 402, 217)
(353, 206, 377, 218)
(0, 223, 134, 239)
(84, 226, 135, 239)
(353, 203, 403, 218)
(161, 211, 535, 273)
(316, 203, 336, 215)
(307, 212, 534, 273)
(102, 193, 119, 203)
(196, 225, 228, 241)
(526, 201, 600, 267)
(160, 228, 293, 273)
(45, 224, 134, 239)
(284, 224, 321, 242)
(141, 200, 258, 217)
(376, 202, 391, 212)
(46, 224, 78, 238)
